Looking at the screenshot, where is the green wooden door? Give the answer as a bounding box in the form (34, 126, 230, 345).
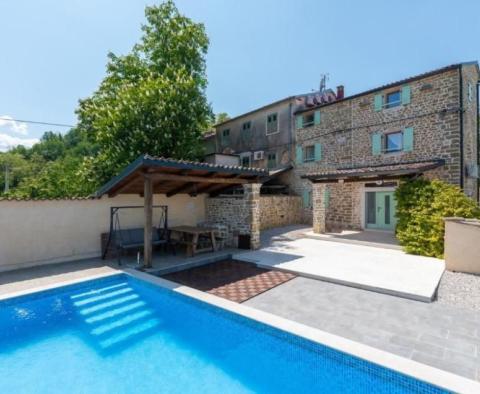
(365, 191, 396, 230)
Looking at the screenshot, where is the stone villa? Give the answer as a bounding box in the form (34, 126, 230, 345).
(212, 62, 479, 232)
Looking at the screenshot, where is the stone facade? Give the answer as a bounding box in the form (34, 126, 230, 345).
(205, 196, 248, 247)
(205, 192, 301, 247)
(259, 195, 302, 230)
(292, 63, 479, 231)
(205, 184, 262, 249)
(243, 183, 261, 249)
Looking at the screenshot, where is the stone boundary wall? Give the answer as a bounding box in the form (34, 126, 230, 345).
(205, 196, 248, 247)
(259, 195, 302, 230)
(205, 194, 302, 246)
(0, 194, 206, 272)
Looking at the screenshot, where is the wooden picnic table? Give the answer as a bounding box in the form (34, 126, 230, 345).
(170, 226, 217, 257)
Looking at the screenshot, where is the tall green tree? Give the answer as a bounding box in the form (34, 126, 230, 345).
(77, 0, 212, 185)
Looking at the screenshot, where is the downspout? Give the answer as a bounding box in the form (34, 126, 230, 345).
(459, 67, 464, 190)
(477, 81, 480, 203)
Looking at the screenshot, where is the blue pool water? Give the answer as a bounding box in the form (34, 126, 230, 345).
(0, 274, 447, 393)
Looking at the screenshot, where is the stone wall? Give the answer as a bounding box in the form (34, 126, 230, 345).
(259, 195, 302, 230)
(461, 63, 479, 200)
(205, 193, 302, 246)
(205, 196, 249, 247)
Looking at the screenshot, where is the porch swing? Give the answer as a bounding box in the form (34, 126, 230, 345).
(102, 205, 175, 265)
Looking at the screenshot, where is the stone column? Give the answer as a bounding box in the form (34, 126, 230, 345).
(312, 183, 326, 234)
(243, 183, 261, 250)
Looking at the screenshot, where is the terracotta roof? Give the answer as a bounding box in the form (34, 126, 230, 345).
(302, 159, 445, 181)
(295, 61, 478, 115)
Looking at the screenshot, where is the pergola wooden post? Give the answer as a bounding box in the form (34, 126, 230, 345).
(143, 174, 153, 268)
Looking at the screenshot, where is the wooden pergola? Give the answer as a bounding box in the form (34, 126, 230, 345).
(95, 155, 266, 268)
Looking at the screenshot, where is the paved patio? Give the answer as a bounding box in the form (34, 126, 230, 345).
(245, 276, 480, 382)
(235, 228, 445, 302)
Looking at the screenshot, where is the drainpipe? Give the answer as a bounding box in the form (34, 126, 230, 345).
(459, 67, 464, 190)
(477, 81, 480, 203)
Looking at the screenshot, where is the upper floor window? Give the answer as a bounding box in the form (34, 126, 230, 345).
(266, 113, 278, 135)
(242, 121, 252, 131)
(221, 129, 230, 145)
(303, 113, 315, 127)
(384, 131, 403, 153)
(374, 85, 411, 111)
(468, 83, 473, 102)
(385, 91, 401, 109)
(267, 152, 277, 168)
(304, 145, 315, 162)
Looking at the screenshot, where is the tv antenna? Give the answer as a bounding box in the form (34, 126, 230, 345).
(319, 73, 329, 93)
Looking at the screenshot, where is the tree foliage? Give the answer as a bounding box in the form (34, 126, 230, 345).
(77, 0, 212, 185)
(0, 128, 98, 198)
(395, 178, 480, 258)
(1, 1, 213, 198)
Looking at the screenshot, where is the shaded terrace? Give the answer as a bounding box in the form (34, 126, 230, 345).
(95, 155, 266, 269)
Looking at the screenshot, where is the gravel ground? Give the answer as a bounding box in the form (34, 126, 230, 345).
(437, 270, 480, 311)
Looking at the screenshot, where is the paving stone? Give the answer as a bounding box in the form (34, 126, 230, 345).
(390, 335, 445, 358)
(420, 333, 477, 357)
(245, 276, 480, 379)
(411, 351, 478, 381)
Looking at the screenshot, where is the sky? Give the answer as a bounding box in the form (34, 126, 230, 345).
(1, 0, 479, 151)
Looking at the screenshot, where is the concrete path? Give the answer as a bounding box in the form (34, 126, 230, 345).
(234, 237, 445, 301)
(245, 277, 480, 382)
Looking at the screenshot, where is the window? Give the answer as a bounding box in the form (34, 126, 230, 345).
(241, 154, 251, 167)
(242, 121, 251, 131)
(266, 113, 278, 134)
(267, 152, 277, 169)
(304, 145, 315, 162)
(385, 91, 401, 108)
(302, 113, 315, 127)
(384, 131, 403, 153)
(221, 129, 230, 145)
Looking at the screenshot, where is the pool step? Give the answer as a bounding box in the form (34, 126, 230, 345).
(70, 283, 160, 350)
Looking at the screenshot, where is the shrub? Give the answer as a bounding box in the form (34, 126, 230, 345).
(395, 178, 480, 258)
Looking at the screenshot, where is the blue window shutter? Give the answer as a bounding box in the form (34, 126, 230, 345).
(401, 85, 411, 105)
(372, 133, 382, 155)
(403, 127, 414, 151)
(314, 143, 322, 161)
(295, 146, 303, 164)
(302, 190, 310, 208)
(314, 110, 321, 125)
(374, 94, 383, 111)
(324, 189, 330, 208)
(295, 115, 303, 129)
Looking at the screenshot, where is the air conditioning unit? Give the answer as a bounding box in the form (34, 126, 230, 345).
(253, 151, 264, 161)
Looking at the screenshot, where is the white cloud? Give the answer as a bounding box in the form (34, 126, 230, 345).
(0, 133, 39, 152)
(0, 115, 28, 135)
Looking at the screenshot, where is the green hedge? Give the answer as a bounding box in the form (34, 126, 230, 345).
(395, 179, 480, 258)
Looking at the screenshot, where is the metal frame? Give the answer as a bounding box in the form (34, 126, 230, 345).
(102, 205, 168, 260)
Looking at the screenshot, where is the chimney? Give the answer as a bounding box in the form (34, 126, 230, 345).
(336, 85, 344, 99)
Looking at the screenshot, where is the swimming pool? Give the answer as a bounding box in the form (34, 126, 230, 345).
(0, 273, 450, 393)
